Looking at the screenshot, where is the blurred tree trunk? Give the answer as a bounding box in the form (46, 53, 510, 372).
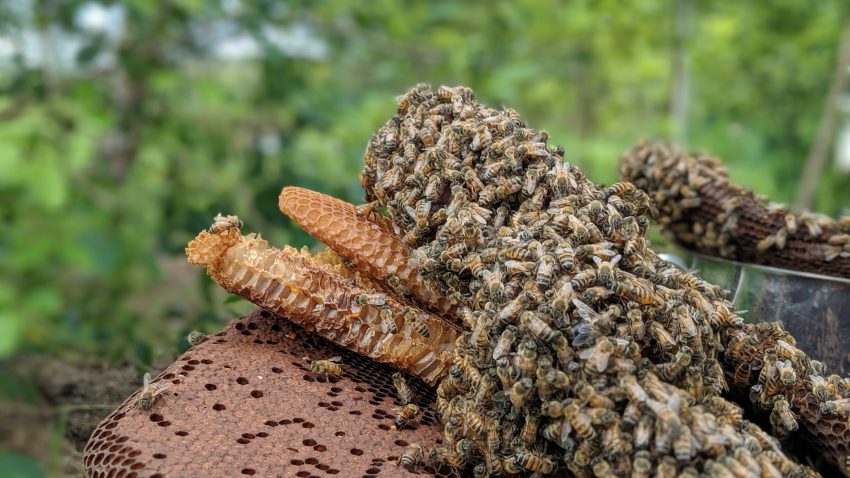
(670, 0, 691, 148)
(793, 18, 850, 211)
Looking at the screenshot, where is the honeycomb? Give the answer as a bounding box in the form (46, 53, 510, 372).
(83, 308, 461, 478)
(186, 226, 459, 386)
(619, 140, 850, 278)
(280, 186, 461, 324)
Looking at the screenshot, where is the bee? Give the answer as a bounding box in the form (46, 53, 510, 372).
(733, 362, 751, 386)
(186, 330, 207, 347)
(465, 409, 486, 438)
(496, 356, 516, 390)
(208, 213, 242, 233)
(398, 443, 425, 471)
(575, 382, 614, 409)
(632, 450, 652, 478)
(564, 402, 594, 440)
(392, 404, 420, 430)
(492, 325, 517, 361)
(673, 425, 695, 463)
(353, 293, 386, 307)
(776, 359, 797, 388)
(535, 254, 557, 290)
(553, 242, 575, 271)
(515, 339, 538, 378)
(770, 397, 798, 434)
(509, 378, 533, 411)
(497, 287, 532, 326)
(429, 447, 465, 468)
(308, 356, 343, 377)
(513, 449, 555, 474)
(520, 411, 541, 445)
(392, 372, 413, 405)
(656, 346, 692, 381)
(647, 321, 677, 352)
(136, 372, 171, 410)
(578, 338, 614, 373)
(809, 374, 829, 402)
(407, 311, 430, 338)
(544, 370, 570, 392)
(520, 311, 561, 344)
(548, 160, 577, 195)
(404, 199, 432, 228)
(551, 281, 575, 319)
(633, 414, 653, 451)
(821, 398, 850, 417)
(483, 263, 505, 302)
(484, 419, 501, 452)
(454, 438, 476, 463)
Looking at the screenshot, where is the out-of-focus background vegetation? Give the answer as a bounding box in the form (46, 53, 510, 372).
(1, 0, 849, 475)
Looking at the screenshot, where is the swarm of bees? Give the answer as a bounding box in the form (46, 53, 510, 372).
(620, 141, 850, 278)
(185, 84, 850, 476)
(357, 84, 848, 476)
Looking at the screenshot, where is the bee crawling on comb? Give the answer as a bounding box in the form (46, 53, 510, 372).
(136, 372, 171, 410)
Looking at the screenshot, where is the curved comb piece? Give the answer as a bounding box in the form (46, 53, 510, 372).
(279, 186, 462, 326)
(186, 218, 458, 385)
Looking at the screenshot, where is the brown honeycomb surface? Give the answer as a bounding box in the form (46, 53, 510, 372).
(83, 308, 462, 478)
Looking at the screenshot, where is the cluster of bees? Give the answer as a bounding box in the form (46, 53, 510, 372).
(620, 141, 850, 274)
(358, 85, 845, 476)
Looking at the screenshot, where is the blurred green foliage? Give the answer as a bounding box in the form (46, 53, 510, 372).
(1, 0, 849, 370)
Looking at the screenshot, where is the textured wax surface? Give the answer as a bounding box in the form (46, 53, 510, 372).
(280, 186, 461, 324)
(186, 226, 458, 386)
(83, 309, 462, 478)
(620, 141, 850, 278)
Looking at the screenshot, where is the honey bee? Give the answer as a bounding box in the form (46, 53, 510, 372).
(519, 411, 541, 445)
(392, 372, 414, 405)
(770, 397, 798, 432)
(509, 378, 533, 411)
(821, 398, 850, 417)
(308, 356, 343, 377)
(578, 338, 614, 373)
(208, 213, 242, 233)
(553, 242, 575, 271)
(454, 438, 476, 463)
(575, 382, 614, 409)
(776, 359, 796, 388)
(647, 321, 677, 352)
(512, 449, 555, 474)
(564, 402, 594, 440)
(673, 425, 695, 463)
(398, 443, 425, 471)
(515, 339, 538, 378)
(465, 409, 486, 438)
(656, 346, 692, 381)
(429, 447, 465, 468)
(733, 362, 751, 386)
(392, 404, 420, 430)
(520, 311, 561, 344)
(482, 263, 505, 303)
(535, 254, 557, 290)
(631, 450, 652, 478)
(136, 372, 171, 410)
(809, 374, 829, 402)
(186, 330, 207, 347)
(353, 293, 386, 307)
(496, 357, 516, 390)
(492, 325, 517, 361)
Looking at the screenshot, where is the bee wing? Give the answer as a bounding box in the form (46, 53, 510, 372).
(154, 383, 172, 397)
(328, 356, 342, 363)
(571, 298, 599, 321)
(143, 372, 152, 386)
